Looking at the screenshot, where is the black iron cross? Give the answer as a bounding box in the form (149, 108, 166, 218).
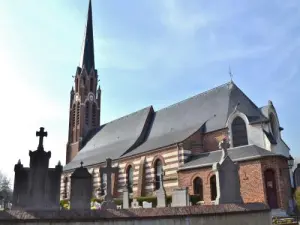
(36, 127, 47, 148)
(101, 158, 118, 201)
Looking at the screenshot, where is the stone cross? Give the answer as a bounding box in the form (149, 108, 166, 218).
(159, 171, 165, 190)
(36, 127, 47, 149)
(101, 158, 118, 201)
(219, 137, 230, 161)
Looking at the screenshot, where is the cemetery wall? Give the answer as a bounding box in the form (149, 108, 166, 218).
(177, 156, 291, 209)
(0, 203, 271, 225)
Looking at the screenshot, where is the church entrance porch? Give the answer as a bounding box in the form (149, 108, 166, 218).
(264, 169, 278, 209)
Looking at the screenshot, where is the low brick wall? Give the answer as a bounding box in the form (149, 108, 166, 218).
(0, 203, 271, 225)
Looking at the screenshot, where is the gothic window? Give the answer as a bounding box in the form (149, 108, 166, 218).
(90, 78, 94, 92)
(76, 103, 80, 126)
(154, 159, 163, 190)
(85, 103, 89, 126)
(92, 103, 97, 126)
(126, 165, 134, 193)
(72, 104, 76, 128)
(269, 114, 278, 140)
(210, 175, 217, 201)
(193, 177, 203, 201)
(63, 177, 68, 199)
(231, 116, 248, 147)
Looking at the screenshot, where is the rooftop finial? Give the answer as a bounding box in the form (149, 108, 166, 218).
(229, 66, 233, 82)
(79, 0, 95, 73)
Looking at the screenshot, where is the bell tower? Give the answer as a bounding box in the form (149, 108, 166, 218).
(66, 0, 101, 164)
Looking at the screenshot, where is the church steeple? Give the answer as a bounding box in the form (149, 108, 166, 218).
(80, 0, 95, 73)
(66, 0, 101, 164)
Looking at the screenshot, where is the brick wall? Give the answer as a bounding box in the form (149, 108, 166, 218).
(202, 129, 228, 152)
(178, 156, 291, 209)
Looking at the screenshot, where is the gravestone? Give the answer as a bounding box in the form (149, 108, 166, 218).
(212, 138, 243, 204)
(131, 199, 140, 208)
(12, 127, 62, 210)
(142, 201, 152, 208)
(122, 184, 130, 209)
(100, 158, 118, 210)
(293, 164, 300, 188)
(156, 172, 166, 208)
(171, 187, 190, 207)
(70, 161, 93, 210)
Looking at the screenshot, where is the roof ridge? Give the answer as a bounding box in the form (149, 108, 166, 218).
(155, 82, 232, 113)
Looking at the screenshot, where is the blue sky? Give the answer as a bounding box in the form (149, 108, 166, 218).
(0, 0, 299, 180)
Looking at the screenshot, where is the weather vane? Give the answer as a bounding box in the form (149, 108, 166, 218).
(229, 66, 233, 82)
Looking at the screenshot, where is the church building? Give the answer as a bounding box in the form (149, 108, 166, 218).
(62, 0, 293, 210)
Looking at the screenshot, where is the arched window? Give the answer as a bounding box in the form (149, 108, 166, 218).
(92, 103, 97, 126)
(269, 114, 278, 140)
(126, 165, 134, 193)
(154, 159, 163, 190)
(76, 102, 80, 126)
(72, 104, 76, 128)
(210, 175, 217, 201)
(193, 177, 203, 201)
(90, 78, 94, 92)
(63, 177, 68, 199)
(231, 116, 248, 147)
(85, 103, 89, 126)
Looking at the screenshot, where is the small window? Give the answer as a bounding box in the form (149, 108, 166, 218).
(126, 165, 134, 193)
(90, 78, 94, 92)
(232, 116, 248, 147)
(269, 114, 278, 140)
(92, 103, 97, 126)
(154, 159, 163, 190)
(85, 103, 89, 125)
(210, 175, 217, 201)
(193, 177, 203, 201)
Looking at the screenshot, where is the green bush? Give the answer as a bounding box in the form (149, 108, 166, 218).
(190, 195, 202, 205)
(295, 189, 300, 210)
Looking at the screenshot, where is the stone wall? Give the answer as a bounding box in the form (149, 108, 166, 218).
(0, 203, 271, 225)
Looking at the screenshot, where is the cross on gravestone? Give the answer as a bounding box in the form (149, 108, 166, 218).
(36, 127, 47, 149)
(101, 158, 118, 201)
(219, 137, 230, 161)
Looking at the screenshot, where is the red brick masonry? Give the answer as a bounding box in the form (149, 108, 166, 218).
(0, 203, 269, 222)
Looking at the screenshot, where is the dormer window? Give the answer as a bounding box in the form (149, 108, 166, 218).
(231, 116, 248, 147)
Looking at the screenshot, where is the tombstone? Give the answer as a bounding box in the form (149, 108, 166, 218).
(122, 184, 130, 209)
(156, 172, 166, 208)
(100, 158, 118, 210)
(212, 138, 243, 204)
(70, 161, 93, 210)
(12, 127, 62, 210)
(293, 164, 300, 188)
(171, 187, 190, 207)
(142, 201, 152, 208)
(131, 199, 140, 208)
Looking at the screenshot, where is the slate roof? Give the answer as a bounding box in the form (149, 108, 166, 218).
(64, 82, 268, 171)
(178, 145, 283, 171)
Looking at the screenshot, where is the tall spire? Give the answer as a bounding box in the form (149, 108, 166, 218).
(80, 0, 95, 73)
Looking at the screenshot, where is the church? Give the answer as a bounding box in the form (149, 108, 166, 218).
(61, 0, 293, 210)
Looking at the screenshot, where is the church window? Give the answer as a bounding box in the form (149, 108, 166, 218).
(154, 159, 163, 190)
(210, 175, 217, 201)
(72, 104, 76, 128)
(92, 103, 97, 126)
(63, 177, 68, 199)
(231, 116, 248, 147)
(193, 177, 203, 201)
(269, 113, 278, 140)
(85, 103, 89, 126)
(126, 165, 134, 193)
(76, 103, 80, 126)
(90, 78, 94, 92)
